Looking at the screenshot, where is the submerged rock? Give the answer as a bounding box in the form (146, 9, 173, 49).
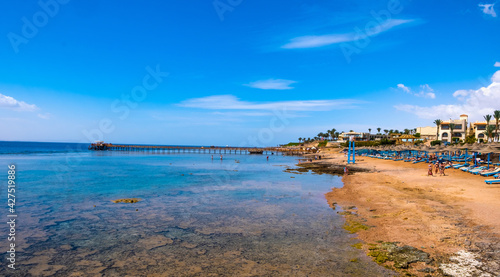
(112, 198, 141, 204)
(368, 242, 432, 269)
(295, 162, 371, 175)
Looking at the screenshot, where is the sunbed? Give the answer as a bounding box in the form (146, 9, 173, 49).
(469, 166, 488, 174)
(485, 179, 500, 184)
(480, 168, 500, 176)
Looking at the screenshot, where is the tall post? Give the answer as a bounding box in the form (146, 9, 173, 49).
(353, 140, 356, 164)
(347, 136, 355, 164)
(347, 140, 351, 164)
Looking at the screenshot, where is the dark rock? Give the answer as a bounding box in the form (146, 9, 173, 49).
(417, 268, 436, 273)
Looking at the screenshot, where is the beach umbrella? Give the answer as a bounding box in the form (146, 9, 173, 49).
(442, 145, 456, 161)
(479, 146, 500, 169)
(469, 144, 483, 166)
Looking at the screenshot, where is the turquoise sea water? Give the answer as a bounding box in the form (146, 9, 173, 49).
(0, 142, 392, 276)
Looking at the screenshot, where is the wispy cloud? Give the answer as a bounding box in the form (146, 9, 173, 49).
(397, 84, 410, 93)
(479, 4, 497, 17)
(37, 113, 51, 119)
(178, 95, 361, 111)
(494, 61, 500, 67)
(0, 93, 37, 112)
(395, 70, 500, 120)
(244, 79, 297, 90)
(282, 19, 413, 49)
(396, 84, 436, 99)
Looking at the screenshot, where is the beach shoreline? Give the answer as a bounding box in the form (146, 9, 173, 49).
(299, 150, 500, 276)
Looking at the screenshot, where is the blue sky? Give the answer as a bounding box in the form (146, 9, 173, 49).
(0, 0, 499, 145)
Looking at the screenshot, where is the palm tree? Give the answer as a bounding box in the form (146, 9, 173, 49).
(449, 123, 455, 143)
(493, 110, 500, 141)
(484, 114, 492, 143)
(484, 125, 495, 142)
(404, 128, 409, 134)
(368, 128, 371, 134)
(383, 129, 389, 137)
(377, 127, 381, 134)
(433, 119, 442, 140)
(328, 128, 336, 141)
(484, 114, 492, 126)
(298, 137, 302, 143)
(335, 132, 340, 140)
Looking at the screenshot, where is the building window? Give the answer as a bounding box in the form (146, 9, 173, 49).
(478, 134, 484, 138)
(454, 124, 462, 130)
(442, 132, 448, 137)
(477, 126, 486, 130)
(441, 125, 449, 130)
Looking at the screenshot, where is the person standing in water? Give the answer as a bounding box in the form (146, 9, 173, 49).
(220, 155, 223, 160)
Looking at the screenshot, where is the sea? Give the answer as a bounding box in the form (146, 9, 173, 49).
(0, 141, 392, 276)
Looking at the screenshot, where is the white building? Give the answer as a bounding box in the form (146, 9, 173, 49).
(439, 114, 468, 143)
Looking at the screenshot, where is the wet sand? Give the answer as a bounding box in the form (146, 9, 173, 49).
(302, 151, 500, 276)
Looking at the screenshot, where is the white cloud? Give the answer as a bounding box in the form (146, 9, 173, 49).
(397, 84, 410, 93)
(178, 95, 361, 111)
(494, 61, 500, 67)
(479, 4, 497, 17)
(418, 84, 436, 99)
(0, 93, 37, 112)
(493, 70, 500, 82)
(395, 70, 500, 120)
(282, 19, 413, 49)
(395, 83, 435, 99)
(244, 79, 296, 90)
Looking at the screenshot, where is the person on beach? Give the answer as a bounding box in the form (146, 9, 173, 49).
(428, 163, 433, 176)
(435, 162, 439, 175)
(344, 167, 348, 175)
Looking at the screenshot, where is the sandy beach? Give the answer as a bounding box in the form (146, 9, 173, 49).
(302, 150, 500, 276)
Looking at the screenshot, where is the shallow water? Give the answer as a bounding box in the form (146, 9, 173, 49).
(0, 143, 393, 276)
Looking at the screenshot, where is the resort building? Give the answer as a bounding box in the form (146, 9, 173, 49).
(416, 126, 437, 141)
(470, 121, 499, 142)
(439, 114, 468, 143)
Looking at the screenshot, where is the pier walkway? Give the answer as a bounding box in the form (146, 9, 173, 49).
(88, 143, 309, 155)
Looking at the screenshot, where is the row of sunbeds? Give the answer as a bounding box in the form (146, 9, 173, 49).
(451, 163, 500, 184)
(364, 153, 500, 185)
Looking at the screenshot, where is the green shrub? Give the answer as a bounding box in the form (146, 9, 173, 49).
(430, 140, 441, 146)
(379, 138, 395, 145)
(317, 141, 328, 147)
(282, 142, 300, 146)
(341, 141, 382, 147)
(464, 133, 476, 144)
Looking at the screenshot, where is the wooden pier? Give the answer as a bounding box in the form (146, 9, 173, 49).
(88, 142, 309, 155)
